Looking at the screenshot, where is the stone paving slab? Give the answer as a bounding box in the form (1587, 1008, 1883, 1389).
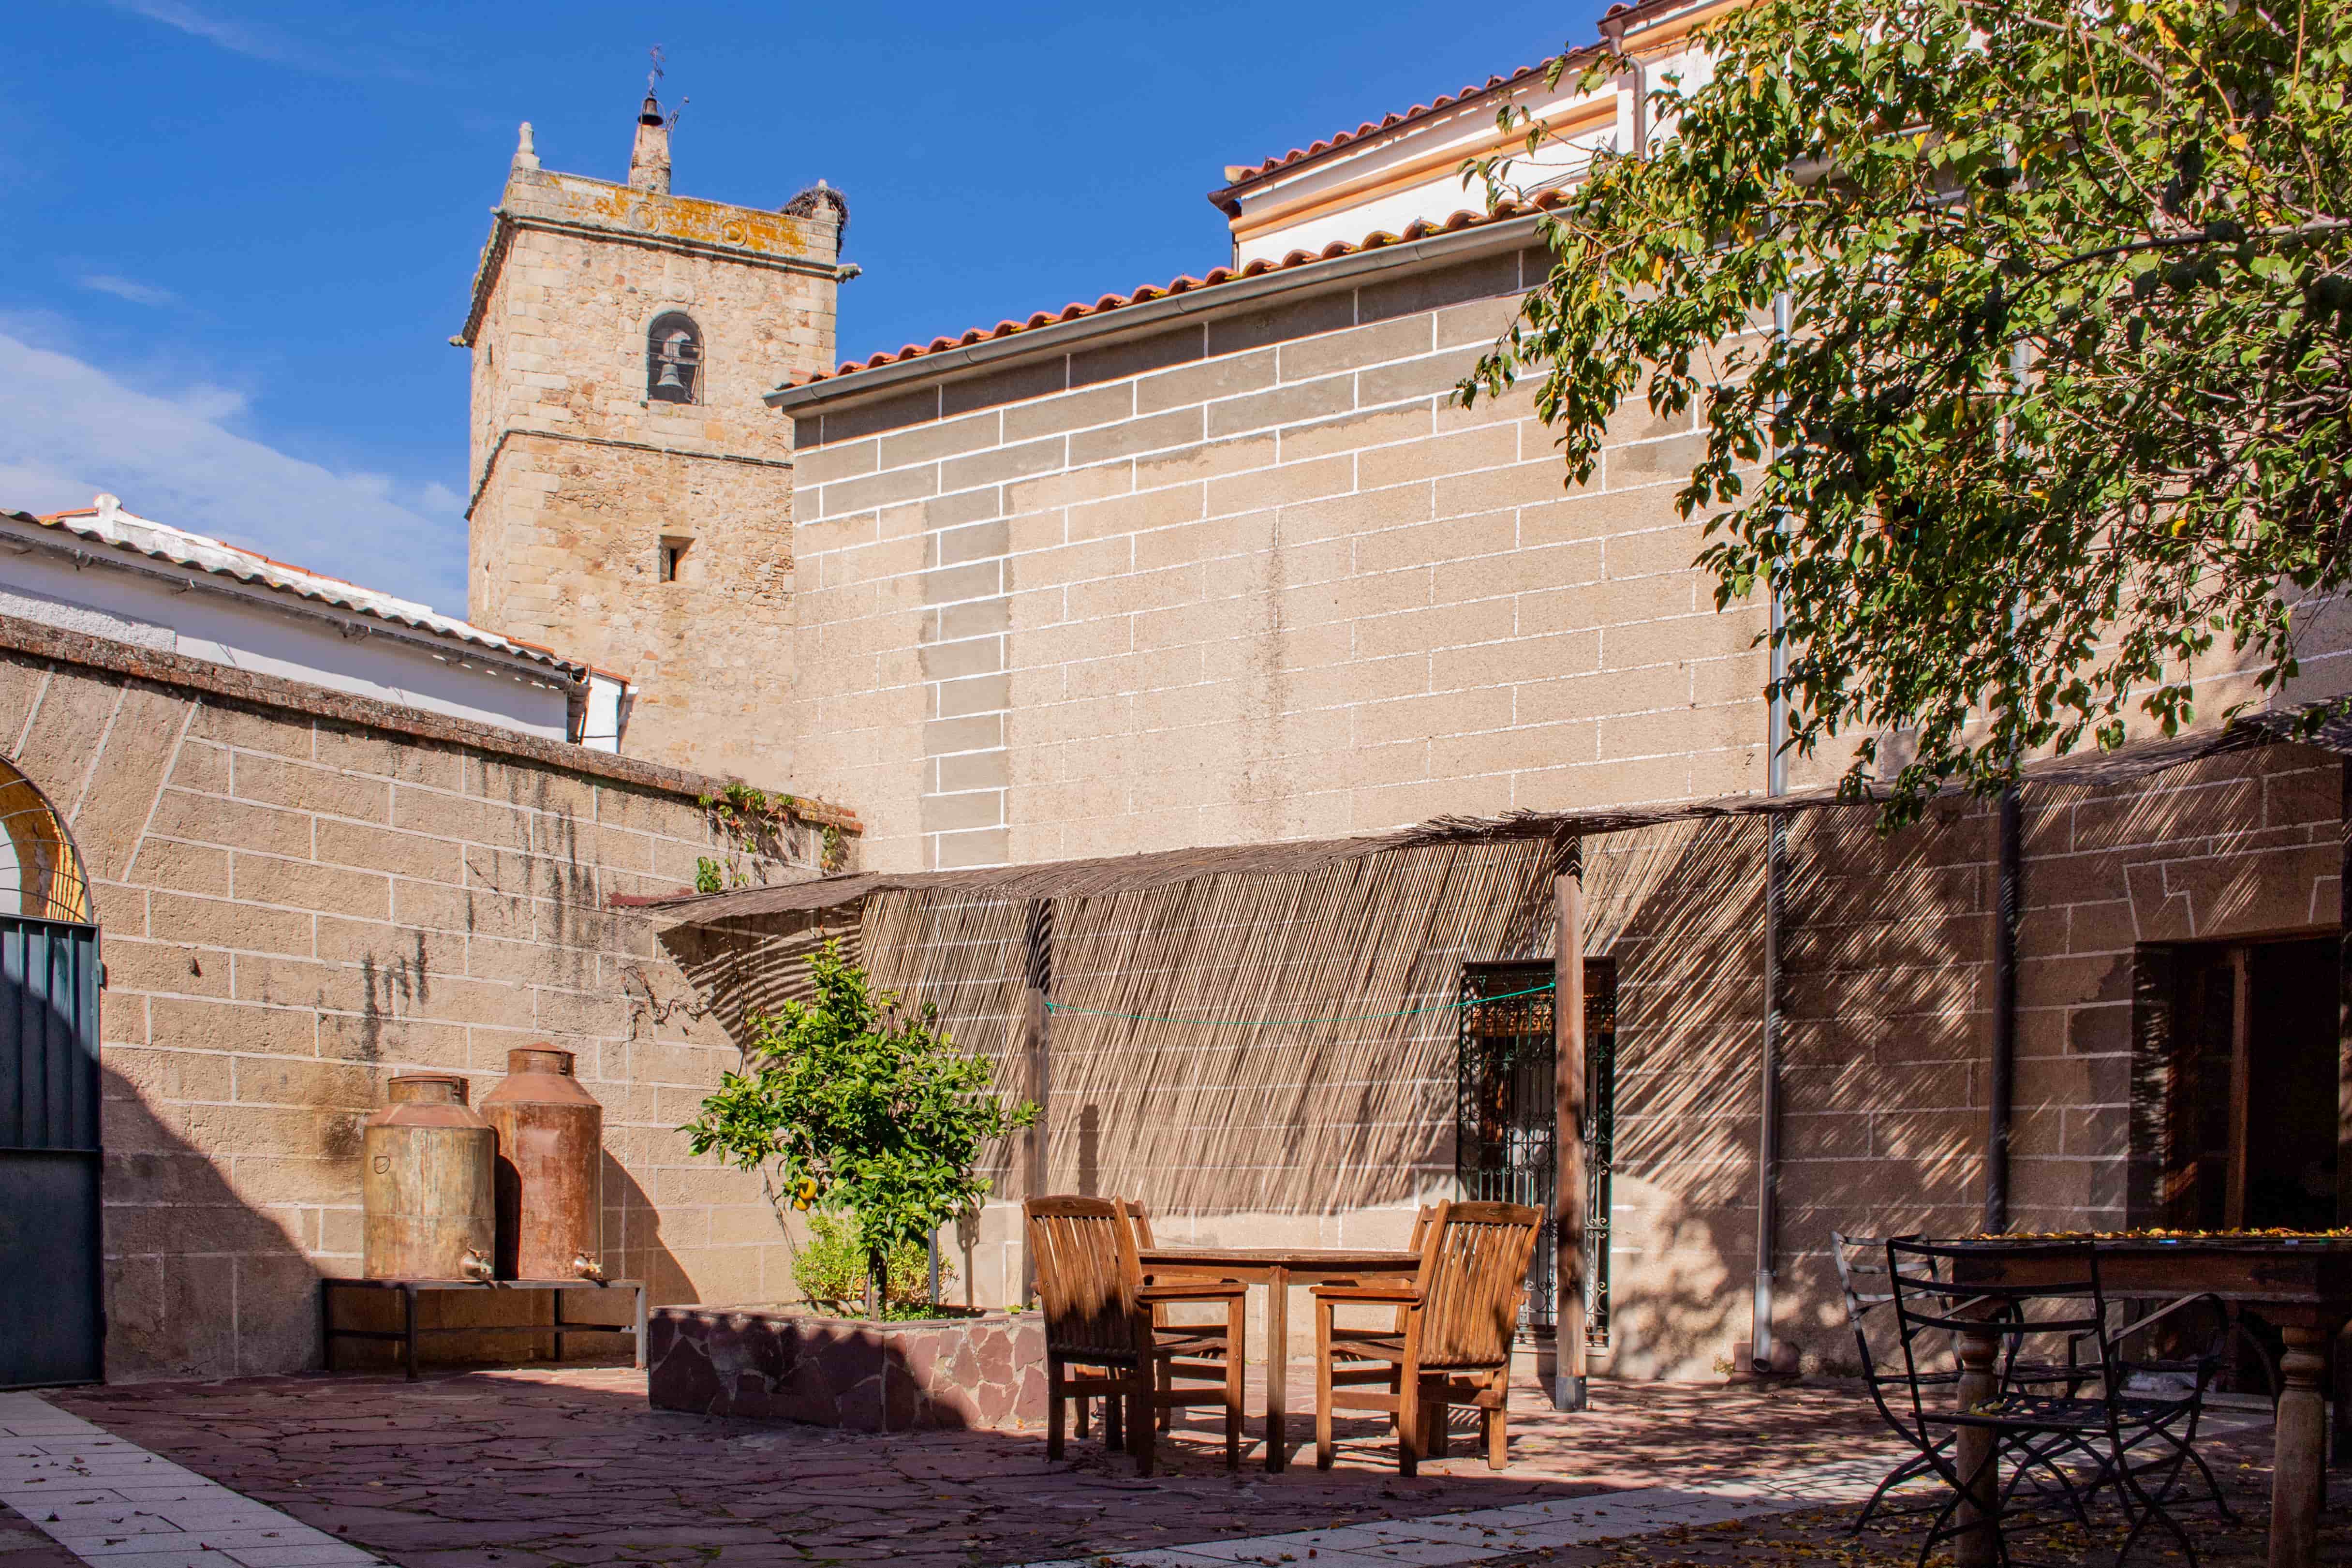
(48, 1366, 1899, 1568)
(0, 1498, 83, 1568)
(36, 1371, 2317, 1568)
(0, 1395, 380, 1568)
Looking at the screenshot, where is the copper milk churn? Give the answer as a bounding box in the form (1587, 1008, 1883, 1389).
(362, 1074, 496, 1280)
(478, 1046, 604, 1280)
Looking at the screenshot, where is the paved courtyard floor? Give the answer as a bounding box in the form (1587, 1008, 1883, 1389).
(11, 1365, 2328, 1567)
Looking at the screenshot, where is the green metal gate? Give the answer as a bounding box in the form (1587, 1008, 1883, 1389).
(1456, 958, 1616, 1344)
(0, 913, 104, 1389)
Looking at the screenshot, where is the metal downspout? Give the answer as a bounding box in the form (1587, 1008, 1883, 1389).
(1986, 338, 2031, 1234)
(1986, 787, 2021, 1232)
(1753, 291, 1791, 1375)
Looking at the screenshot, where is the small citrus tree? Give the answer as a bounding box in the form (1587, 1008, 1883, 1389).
(682, 941, 1037, 1318)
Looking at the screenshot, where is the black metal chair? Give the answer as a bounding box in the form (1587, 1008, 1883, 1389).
(1834, 1232, 2118, 1536)
(1882, 1238, 2214, 1568)
(1834, 1230, 1961, 1532)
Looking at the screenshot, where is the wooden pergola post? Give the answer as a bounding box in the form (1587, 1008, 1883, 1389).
(1554, 843, 1589, 1411)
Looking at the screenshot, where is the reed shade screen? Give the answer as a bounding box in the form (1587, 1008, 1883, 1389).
(645, 697, 2352, 930)
(857, 840, 1564, 1217)
(656, 907, 865, 1036)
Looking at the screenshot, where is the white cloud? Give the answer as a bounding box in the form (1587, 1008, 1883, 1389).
(76, 273, 178, 309)
(102, 0, 422, 81)
(106, 0, 315, 66)
(0, 325, 468, 614)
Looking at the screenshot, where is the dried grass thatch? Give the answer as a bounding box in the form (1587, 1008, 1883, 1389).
(652, 709, 2341, 929)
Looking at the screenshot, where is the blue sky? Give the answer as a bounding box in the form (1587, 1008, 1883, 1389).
(4, 1, 1603, 617)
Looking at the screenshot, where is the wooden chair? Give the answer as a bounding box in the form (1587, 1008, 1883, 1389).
(1126, 1203, 1239, 1435)
(1311, 1199, 1542, 1475)
(1024, 1196, 1247, 1475)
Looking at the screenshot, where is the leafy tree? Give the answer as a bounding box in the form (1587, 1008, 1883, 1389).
(1464, 0, 2352, 818)
(683, 942, 1037, 1318)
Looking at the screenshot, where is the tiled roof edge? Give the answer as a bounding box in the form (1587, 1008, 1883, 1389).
(1213, 0, 1695, 194)
(14, 504, 592, 683)
(771, 193, 1564, 402)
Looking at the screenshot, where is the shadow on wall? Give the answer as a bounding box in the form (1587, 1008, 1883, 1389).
(1586, 796, 2010, 1380)
(99, 1063, 683, 1381)
(102, 1063, 334, 1380)
(655, 909, 866, 1056)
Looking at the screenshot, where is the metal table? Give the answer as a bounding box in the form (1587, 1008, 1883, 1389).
(1139, 1245, 1421, 1471)
(320, 1276, 648, 1381)
(1945, 1238, 2352, 1568)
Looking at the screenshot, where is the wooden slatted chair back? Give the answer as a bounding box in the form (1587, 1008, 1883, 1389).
(1413, 1200, 1544, 1368)
(1025, 1196, 1145, 1360)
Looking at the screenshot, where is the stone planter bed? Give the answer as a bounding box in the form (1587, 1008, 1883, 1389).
(647, 1303, 1045, 1431)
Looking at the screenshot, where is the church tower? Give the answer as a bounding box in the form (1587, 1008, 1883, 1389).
(456, 91, 847, 779)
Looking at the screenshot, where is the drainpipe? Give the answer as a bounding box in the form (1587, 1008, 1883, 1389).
(1752, 292, 1791, 1376)
(1985, 787, 2021, 1233)
(1985, 337, 2031, 1236)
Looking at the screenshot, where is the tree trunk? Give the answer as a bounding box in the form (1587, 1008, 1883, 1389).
(866, 1244, 885, 1320)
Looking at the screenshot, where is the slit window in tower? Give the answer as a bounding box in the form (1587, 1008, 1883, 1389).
(647, 312, 702, 404)
(660, 537, 691, 583)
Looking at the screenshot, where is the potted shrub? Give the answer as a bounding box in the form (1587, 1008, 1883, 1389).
(684, 940, 1037, 1317)
(651, 943, 1044, 1430)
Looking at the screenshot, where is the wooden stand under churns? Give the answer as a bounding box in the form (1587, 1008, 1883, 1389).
(335, 1048, 618, 1377)
(321, 1276, 647, 1381)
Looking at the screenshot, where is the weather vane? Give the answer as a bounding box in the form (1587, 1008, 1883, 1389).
(647, 44, 665, 96)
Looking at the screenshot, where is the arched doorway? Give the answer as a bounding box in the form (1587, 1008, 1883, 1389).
(0, 756, 103, 1389)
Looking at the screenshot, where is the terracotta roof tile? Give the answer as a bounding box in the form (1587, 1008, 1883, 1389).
(795, 191, 1565, 389)
(1226, 62, 1565, 188)
(18, 499, 595, 680)
(1214, 0, 1689, 194)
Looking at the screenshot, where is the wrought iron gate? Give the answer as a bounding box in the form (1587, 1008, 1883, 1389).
(1456, 958, 1617, 1344)
(0, 913, 104, 1389)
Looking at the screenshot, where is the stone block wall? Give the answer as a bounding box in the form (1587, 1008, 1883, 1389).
(784, 237, 1774, 873)
(0, 615, 857, 1380)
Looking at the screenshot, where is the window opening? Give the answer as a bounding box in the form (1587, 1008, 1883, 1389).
(659, 537, 691, 583)
(1456, 956, 1617, 1345)
(646, 312, 702, 404)
(2133, 935, 2338, 1234)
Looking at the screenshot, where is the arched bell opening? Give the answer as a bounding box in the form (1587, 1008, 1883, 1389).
(646, 311, 703, 405)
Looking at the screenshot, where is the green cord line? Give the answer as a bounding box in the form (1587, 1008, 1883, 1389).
(1041, 979, 1556, 1029)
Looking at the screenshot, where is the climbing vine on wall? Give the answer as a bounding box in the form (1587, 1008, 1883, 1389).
(696, 781, 847, 888)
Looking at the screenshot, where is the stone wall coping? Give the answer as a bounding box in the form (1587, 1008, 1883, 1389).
(658, 1304, 1036, 1328)
(0, 609, 863, 831)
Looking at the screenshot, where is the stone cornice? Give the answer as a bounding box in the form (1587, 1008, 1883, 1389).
(454, 170, 850, 349)
(465, 427, 795, 520)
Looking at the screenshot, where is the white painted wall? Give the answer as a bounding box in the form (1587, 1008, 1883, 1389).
(1224, 0, 1716, 266)
(0, 521, 577, 740)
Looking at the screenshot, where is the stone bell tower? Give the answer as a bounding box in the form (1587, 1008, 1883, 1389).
(456, 89, 847, 778)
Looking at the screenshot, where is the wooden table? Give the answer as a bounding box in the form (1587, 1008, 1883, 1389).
(1139, 1245, 1421, 1472)
(1945, 1238, 2352, 1568)
(321, 1277, 648, 1381)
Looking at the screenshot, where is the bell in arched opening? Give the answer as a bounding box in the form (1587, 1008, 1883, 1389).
(647, 311, 703, 404)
